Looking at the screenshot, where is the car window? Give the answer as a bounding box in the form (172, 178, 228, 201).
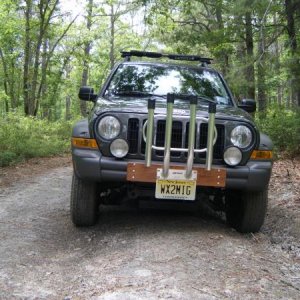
(104, 64, 232, 106)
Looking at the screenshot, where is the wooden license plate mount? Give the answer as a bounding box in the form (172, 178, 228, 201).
(127, 163, 226, 187)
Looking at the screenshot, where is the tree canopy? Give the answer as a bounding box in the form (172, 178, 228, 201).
(0, 0, 300, 119)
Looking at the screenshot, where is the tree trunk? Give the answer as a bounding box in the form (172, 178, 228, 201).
(35, 39, 49, 115)
(23, 0, 33, 115)
(65, 96, 71, 121)
(257, 20, 267, 114)
(65, 63, 72, 121)
(110, 4, 115, 70)
(30, 18, 44, 116)
(273, 13, 282, 105)
(245, 7, 255, 99)
(16, 67, 22, 108)
(36, 39, 48, 116)
(285, 0, 300, 106)
(0, 49, 9, 112)
(215, 0, 229, 76)
(23, 0, 60, 116)
(80, 0, 93, 117)
(10, 59, 18, 109)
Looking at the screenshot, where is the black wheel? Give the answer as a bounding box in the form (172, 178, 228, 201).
(70, 172, 99, 226)
(225, 188, 268, 233)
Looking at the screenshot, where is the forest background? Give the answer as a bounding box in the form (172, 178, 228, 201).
(0, 0, 299, 167)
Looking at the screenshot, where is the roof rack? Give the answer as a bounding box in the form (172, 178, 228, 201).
(121, 50, 213, 65)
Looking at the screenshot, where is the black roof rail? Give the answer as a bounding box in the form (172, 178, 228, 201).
(121, 50, 213, 65)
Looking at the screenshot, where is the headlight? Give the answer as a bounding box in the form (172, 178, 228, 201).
(110, 139, 129, 158)
(231, 125, 252, 148)
(98, 116, 121, 139)
(224, 146, 242, 166)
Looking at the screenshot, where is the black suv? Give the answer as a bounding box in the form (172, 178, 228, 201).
(71, 50, 273, 233)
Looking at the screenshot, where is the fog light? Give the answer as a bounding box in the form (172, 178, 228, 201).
(110, 139, 129, 158)
(224, 146, 242, 166)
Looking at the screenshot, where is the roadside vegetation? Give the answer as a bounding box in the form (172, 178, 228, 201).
(256, 107, 300, 157)
(0, 113, 73, 167)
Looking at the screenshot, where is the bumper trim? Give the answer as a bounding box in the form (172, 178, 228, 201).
(72, 149, 272, 191)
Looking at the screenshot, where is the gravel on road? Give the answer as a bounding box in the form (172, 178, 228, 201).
(0, 159, 299, 299)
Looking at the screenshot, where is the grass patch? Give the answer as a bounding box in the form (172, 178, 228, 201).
(0, 113, 74, 167)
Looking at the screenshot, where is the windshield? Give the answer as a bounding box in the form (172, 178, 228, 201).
(104, 63, 232, 106)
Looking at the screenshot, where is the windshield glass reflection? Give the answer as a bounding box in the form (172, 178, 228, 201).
(104, 63, 231, 106)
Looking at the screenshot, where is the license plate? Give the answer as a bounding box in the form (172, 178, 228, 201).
(155, 169, 197, 200)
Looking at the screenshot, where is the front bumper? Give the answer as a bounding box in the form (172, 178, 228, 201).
(72, 148, 272, 192)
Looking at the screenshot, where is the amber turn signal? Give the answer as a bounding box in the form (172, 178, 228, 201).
(250, 150, 273, 160)
(72, 137, 98, 149)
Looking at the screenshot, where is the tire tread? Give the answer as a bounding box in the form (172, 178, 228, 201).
(226, 189, 268, 233)
(70, 173, 98, 226)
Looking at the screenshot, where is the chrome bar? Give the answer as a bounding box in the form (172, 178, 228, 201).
(162, 94, 175, 177)
(185, 96, 197, 178)
(142, 117, 218, 153)
(145, 99, 155, 167)
(206, 102, 216, 171)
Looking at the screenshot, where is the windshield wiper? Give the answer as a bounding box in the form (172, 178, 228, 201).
(169, 93, 216, 104)
(112, 91, 216, 104)
(113, 91, 166, 98)
(196, 95, 216, 104)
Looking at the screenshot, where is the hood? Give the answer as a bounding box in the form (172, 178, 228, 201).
(93, 97, 254, 123)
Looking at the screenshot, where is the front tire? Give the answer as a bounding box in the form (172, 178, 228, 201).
(225, 188, 268, 233)
(70, 172, 99, 226)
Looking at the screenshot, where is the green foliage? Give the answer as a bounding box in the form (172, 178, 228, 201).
(256, 106, 300, 156)
(0, 151, 19, 167)
(0, 113, 73, 167)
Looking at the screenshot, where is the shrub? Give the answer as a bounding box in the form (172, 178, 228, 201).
(256, 106, 300, 157)
(0, 151, 19, 167)
(0, 113, 74, 166)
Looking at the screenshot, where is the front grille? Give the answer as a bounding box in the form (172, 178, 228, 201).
(199, 123, 225, 159)
(156, 121, 182, 157)
(127, 118, 139, 154)
(127, 118, 225, 162)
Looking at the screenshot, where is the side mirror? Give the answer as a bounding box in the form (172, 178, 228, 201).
(78, 86, 97, 102)
(238, 99, 256, 113)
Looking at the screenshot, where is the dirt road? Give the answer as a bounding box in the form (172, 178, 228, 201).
(0, 160, 299, 299)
